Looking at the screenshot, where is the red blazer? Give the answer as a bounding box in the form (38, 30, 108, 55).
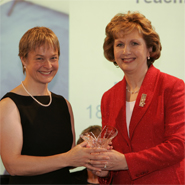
(99, 65, 185, 184)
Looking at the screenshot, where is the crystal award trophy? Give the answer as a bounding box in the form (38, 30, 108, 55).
(80, 125, 118, 148)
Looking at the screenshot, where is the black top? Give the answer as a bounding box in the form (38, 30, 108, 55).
(2, 92, 73, 184)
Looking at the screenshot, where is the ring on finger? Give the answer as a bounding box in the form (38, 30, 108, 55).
(104, 164, 107, 169)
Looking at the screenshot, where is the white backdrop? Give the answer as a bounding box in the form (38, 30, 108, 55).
(0, 0, 184, 174)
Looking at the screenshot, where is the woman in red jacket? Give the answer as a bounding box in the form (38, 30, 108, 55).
(90, 11, 185, 184)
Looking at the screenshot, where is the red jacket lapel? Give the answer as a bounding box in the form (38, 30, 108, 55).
(129, 65, 160, 139)
(114, 79, 130, 144)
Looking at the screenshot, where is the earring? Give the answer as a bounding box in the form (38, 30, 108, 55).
(114, 61, 117, 65)
(24, 66, 26, 69)
(147, 56, 150, 60)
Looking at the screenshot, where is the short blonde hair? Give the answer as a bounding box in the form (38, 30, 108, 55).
(19, 27, 60, 74)
(103, 11, 162, 67)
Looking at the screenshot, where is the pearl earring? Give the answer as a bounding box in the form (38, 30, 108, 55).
(148, 56, 150, 60)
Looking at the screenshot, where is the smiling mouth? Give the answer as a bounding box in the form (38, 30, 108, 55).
(122, 58, 135, 62)
(39, 71, 52, 75)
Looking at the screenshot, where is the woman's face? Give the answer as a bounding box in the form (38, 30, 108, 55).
(113, 29, 151, 75)
(22, 45, 59, 85)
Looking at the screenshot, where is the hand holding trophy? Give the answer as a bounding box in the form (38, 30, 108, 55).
(80, 125, 118, 178)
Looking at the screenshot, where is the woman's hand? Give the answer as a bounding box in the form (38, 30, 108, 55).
(104, 149, 128, 170)
(90, 149, 128, 171)
(65, 141, 109, 171)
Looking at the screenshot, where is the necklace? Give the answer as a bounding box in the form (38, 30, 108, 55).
(21, 81, 52, 107)
(126, 86, 140, 94)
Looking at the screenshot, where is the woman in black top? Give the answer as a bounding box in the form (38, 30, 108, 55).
(0, 27, 107, 184)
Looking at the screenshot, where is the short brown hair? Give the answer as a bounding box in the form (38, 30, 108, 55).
(19, 26, 60, 74)
(103, 11, 162, 67)
(77, 125, 102, 145)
